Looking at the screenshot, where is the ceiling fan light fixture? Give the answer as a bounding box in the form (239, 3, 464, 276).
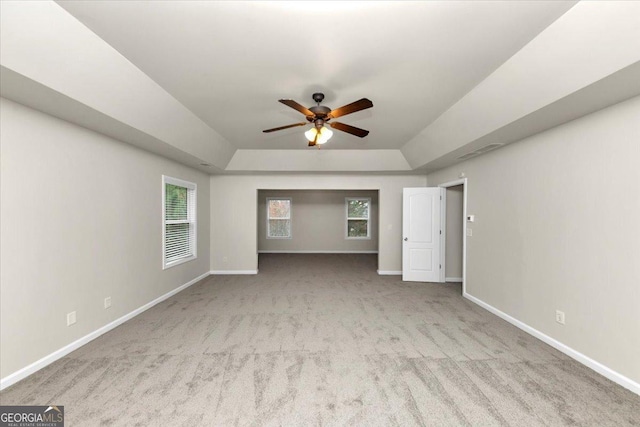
(317, 126, 333, 144)
(304, 127, 317, 142)
(304, 126, 333, 145)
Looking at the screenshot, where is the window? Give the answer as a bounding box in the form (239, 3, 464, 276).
(163, 176, 197, 269)
(346, 197, 370, 239)
(267, 198, 292, 238)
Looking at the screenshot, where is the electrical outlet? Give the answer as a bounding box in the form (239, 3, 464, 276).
(222, 256, 228, 263)
(104, 297, 112, 309)
(466, 227, 473, 237)
(555, 310, 565, 325)
(67, 311, 76, 326)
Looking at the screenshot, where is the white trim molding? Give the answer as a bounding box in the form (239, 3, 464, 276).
(0, 271, 211, 391)
(258, 250, 378, 254)
(210, 270, 258, 275)
(377, 270, 402, 275)
(464, 292, 640, 396)
(446, 277, 463, 283)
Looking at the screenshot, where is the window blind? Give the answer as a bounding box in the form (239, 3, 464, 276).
(163, 177, 197, 268)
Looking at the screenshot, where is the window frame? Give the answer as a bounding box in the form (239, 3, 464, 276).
(345, 197, 371, 240)
(266, 197, 292, 239)
(162, 175, 197, 269)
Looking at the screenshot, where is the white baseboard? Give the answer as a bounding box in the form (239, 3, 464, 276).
(258, 250, 378, 254)
(0, 271, 211, 391)
(446, 277, 463, 282)
(210, 270, 258, 275)
(377, 270, 402, 275)
(463, 292, 640, 396)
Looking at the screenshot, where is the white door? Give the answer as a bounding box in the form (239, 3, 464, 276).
(402, 187, 444, 282)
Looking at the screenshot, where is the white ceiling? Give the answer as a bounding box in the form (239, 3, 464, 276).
(56, 1, 575, 150)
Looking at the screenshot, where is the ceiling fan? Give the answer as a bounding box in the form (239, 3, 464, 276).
(263, 93, 373, 146)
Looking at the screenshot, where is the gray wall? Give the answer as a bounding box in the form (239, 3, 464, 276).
(445, 185, 464, 280)
(0, 98, 211, 379)
(258, 190, 378, 253)
(426, 96, 640, 385)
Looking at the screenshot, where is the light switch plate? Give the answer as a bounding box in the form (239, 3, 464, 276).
(67, 311, 76, 326)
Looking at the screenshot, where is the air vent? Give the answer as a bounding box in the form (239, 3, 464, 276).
(457, 143, 504, 160)
(475, 143, 504, 153)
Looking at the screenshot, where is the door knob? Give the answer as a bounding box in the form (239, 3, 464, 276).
(404, 237, 408, 241)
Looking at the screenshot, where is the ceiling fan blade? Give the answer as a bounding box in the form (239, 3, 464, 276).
(328, 98, 373, 119)
(329, 122, 370, 138)
(279, 99, 314, 117)
(262, 122, 307, 133)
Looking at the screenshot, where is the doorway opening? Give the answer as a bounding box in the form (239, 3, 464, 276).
(440, 179, 468, 295)
(256, 189, 380, 272)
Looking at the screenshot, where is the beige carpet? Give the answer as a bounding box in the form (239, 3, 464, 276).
(1, 254, 638, 425)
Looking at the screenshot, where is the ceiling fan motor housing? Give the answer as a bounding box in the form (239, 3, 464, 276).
(308, 105, 331, 122)
(309, 93, 331, 122)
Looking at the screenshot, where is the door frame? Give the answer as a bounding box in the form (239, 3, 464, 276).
(439, 178, 468, 295)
